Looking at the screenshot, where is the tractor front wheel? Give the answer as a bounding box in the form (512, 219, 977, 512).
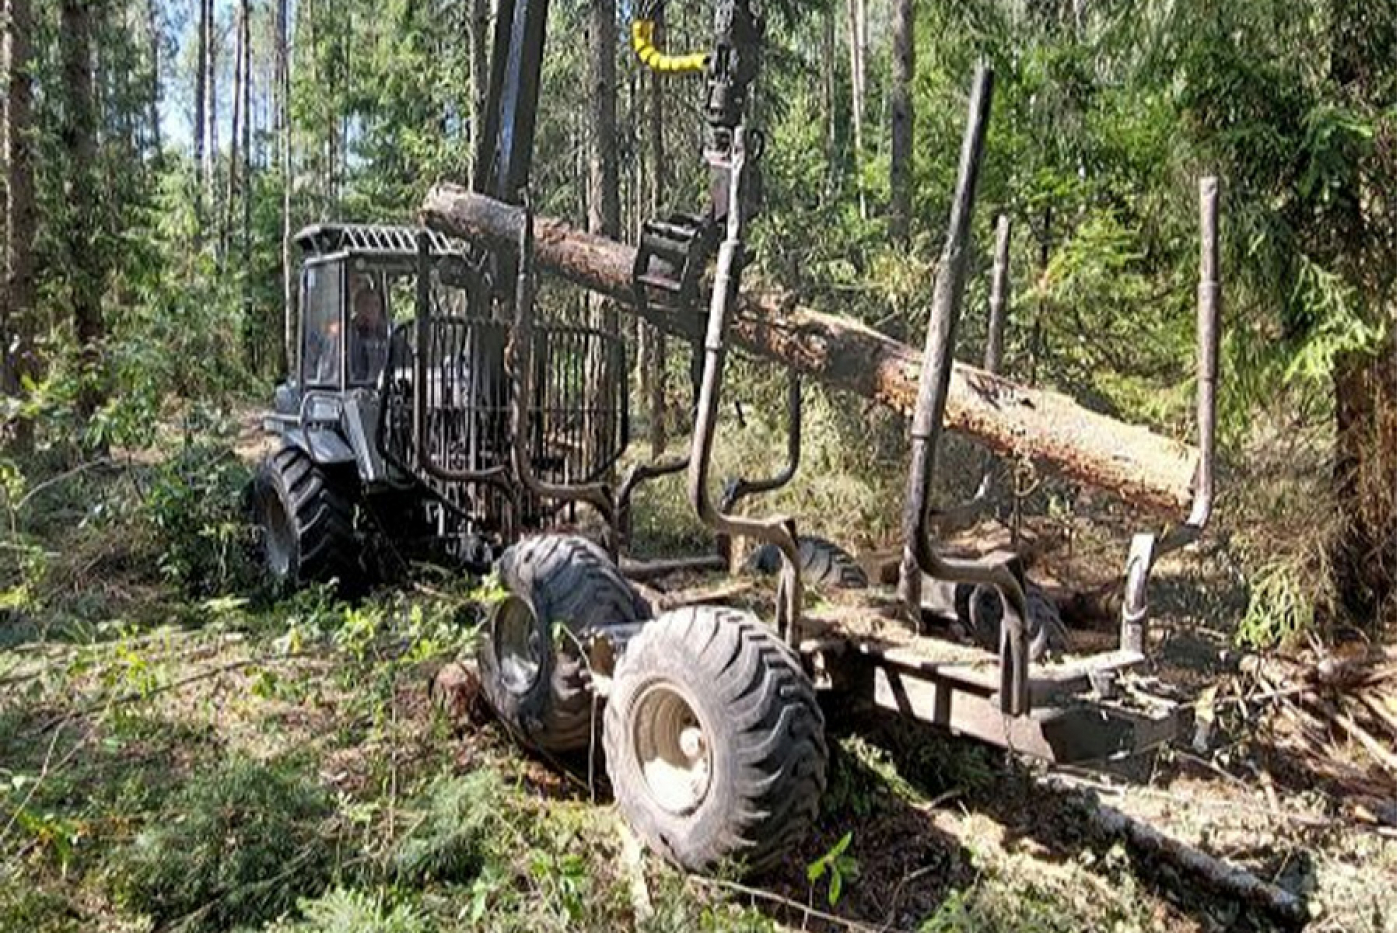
(604, 606, 828, 875)
(250, 445, 360, 591)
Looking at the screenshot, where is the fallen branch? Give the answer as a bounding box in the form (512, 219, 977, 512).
(653, 579, 756, 611)
(688, 874, 903, 933)
(13, 457, 116, 513)
(1042, 777, 1309, 926)
(1302, 693, 1397, 775)
(1049, 770, 1339, 830)
(31, 652, 318, 737)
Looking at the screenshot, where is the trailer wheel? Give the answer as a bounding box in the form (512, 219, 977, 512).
(604, 606, 827, 874)
(964, 580, 1068, 661)
(746, 535, 868, 590)
(480, 535, 651, 754)
(251, 445, 360, 591)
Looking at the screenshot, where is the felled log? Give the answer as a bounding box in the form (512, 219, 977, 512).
(422, 185, 1200, 515)
(1044, 777, 1310, 926)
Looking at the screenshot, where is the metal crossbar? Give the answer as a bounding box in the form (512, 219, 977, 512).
(294, 223, 463, 258)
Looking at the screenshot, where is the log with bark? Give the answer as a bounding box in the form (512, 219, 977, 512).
(421, 185, 1201, 515)
(1043, 776, 1310, 926)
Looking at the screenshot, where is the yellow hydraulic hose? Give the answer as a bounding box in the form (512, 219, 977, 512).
(630, 19, 709, 73)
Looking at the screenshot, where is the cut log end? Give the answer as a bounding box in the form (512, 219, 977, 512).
(429, 660, 486, 726)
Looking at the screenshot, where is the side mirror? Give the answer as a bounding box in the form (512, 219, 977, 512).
(274, 382, 301, 415)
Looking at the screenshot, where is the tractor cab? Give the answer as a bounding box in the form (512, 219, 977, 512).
(298, 258, 389, 390)
(257, 220, 628, 585)
(273, 224, 465, 411)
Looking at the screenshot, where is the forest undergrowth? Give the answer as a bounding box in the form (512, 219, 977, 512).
(0, 404, 1394, 933)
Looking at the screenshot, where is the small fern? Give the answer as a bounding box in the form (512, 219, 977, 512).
(268, 888, 429, 933)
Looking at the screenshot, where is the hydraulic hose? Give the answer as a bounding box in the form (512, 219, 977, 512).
(630, 19, 709, 73)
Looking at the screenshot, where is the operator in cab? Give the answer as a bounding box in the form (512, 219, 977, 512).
(348, 273, 390, 385)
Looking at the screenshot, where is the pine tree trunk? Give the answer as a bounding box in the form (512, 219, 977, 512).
(1331, 345, 1398, 628)
(59, 0, 106, 427)
(279, 0, 293, 374)
(208, 0, 219, 180)
(223, 0, 244, 259)
(586, 0, 620, 468)
(239, 0, 251, 249)
(845, 0, 866, 218)
(822, 8, 837, 196)
(643, 5, 666, 458)
(238, 0, 252, 364)
(2, 0, 36, 452)
(146, 0, 162, 160)
(889, 0, 914, 244)
(468, 0, 489, 185)
(587, 2, 620, 237)
(194, 0, 208, 238)
(207, 0, 219, 218)
(325, 5, 339, 213)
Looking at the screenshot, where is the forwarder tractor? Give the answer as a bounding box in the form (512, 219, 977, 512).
(253, 0, 1222, 878)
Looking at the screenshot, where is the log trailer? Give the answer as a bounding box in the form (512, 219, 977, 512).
(252, 0, 1222, 874)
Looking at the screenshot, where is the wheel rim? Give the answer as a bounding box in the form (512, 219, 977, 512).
(491, 595, 544, 695)
(257, 486, 296, 580)
(631, 682, 711, 815)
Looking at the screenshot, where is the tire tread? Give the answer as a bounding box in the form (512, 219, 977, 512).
(604, 606, 827, 874)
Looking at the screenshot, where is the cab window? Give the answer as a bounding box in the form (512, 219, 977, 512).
(302, 263, 343, 386)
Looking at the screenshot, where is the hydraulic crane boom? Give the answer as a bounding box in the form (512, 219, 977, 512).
(475, 0, 764, 223)
(474, 0, 550, 205)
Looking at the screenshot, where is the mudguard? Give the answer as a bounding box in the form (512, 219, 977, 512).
(339, 394, 387, 483)
(282, 425, 357, 466)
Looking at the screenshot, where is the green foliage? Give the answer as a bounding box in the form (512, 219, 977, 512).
(141, 431, 255, 596)
(109, 756, 335, 932)
(823, 736, 907, 818)
(390, 771, 509, 885)
(1282, 258, 1389, 385)
(824, 732, 996, 821)
(806, 831, 859, 906)
(917, 854, 1156, 933)
(0, 878, 84, 933)
(270, 888, 430, 933)
(637, 877, 778, 933)
(1237, 561, 1316, 649)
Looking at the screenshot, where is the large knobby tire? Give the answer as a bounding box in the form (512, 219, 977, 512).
(959, 579, 1068, 661)
(250, 445, 359, 591)
(480, 534, 652, 754)
(746, 535, 868, 590)
(604, 606, 828, 875)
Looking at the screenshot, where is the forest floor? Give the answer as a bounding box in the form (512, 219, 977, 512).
(0, 415, 1394, 933)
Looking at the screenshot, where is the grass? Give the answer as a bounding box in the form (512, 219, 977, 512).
(1, 417, 1394, 933)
